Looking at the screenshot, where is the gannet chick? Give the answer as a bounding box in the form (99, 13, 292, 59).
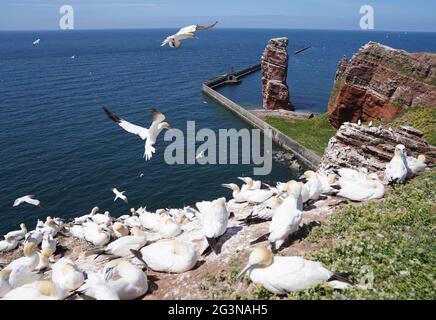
(238, 177, 261, 191)
(385, 144, 408, 184)
(241, 196, 282, 224)
(196, 197, 228, 254)
(13, 195, 44, 208)
(5, 223, 27, 240)
(6, 243, 40, 271)
(112, 222, 129, 238)
(124, 208, 142, 228)
(52, 258, 85, 291)
(406, 154, 427, 176)
(87, 227, 147, 258)
(267, 181, 303, 252)
(35, 248, 54, 271)
(0, 235, 18, 252)
(300, 171, 323, 203)
(24, 230, 43, 245)
(92, 211, 112, 226)
(2, 280, 67, 300)
(112, 188, 128, 204)
(84, 222, 111, 246)
(238, 247, 351, 294)
(42, 233, 56, 253)
(337, 173, 385, 201)
(102, 259, 148, 300)
(132, 240, 197, 273)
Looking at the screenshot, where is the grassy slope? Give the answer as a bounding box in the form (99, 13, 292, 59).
(265, 113, 336, 157)
(202, 171, 436, 300)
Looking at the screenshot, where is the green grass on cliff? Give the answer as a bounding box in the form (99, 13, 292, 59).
(265, 113, 336, 156)
(376, 107, 436, 145)
(203, 171, 436, 300)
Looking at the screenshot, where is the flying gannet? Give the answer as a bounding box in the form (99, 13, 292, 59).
(32, 39, 41, 46)
(238, 247, 352, 294)
(13, 195, 44, 208)
(161, 21, 218, 49)
(103, 107, 170, 160)
(112, 187, 128, 204)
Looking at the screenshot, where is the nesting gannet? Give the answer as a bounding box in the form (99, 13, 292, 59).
(182, 206, 198, 221)
(112, 222, 129, 238)
(385, 144, 408, 184)
(87, 227, 147, 258)
(157, 215, 182, 238)
(161, 21, 218, 49)
(112, 188, 128, 204)
(35, 248, 54, 271)
(83, 222, 111, 247)
(92, 211, 112, 226)
(266, 181, 303, 252)
(317, 172, 338, 194)
(124, 208, 142, 228)
(2, 280, 67, 300)
(0, 269, 12, 297)
(74, 206, 99, 224)
(6, 243, 40, 271)
(406, 154, 427, 176)
(102, 259, 148, 300)
(139, 209, 164, 231)
(337, 173, 385, 201)
(68, 224, 85, 240)
(167, 208, 186, 224)
(42, 233, 56, 253)
(300, 171, 323, 203)
(5, 223, 27, 240)
(241, 196, 282, 224)
(7, 264, 42, 289)
(13, 195, 44, 208)
(0, 235, 18, 253)
(52, 258, 85, 291)
(25, 230, 43, 245)
(196, 197, 228, 254)
(132, 239, 197, 273)
(238, 247, 351, 294)
(222, 183, 274, 204)
(41, 218, 61, 237)
(77, 272, 119, 300)
(238, 177, 262, 191)
(103, 107, 170, 161)
(32, 39, 41, 46)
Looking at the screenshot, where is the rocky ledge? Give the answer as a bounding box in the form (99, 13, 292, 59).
(328, 42, 436, 128)
(319, 122, 436, 174)
(262, 37, 294, 111)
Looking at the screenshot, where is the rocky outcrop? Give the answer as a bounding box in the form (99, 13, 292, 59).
(319, 122, 436, 174)
(262, 37, 294, 111)
(328, 42, 436, 128)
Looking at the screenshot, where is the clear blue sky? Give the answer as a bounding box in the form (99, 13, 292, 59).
(1, 0, 435, 32)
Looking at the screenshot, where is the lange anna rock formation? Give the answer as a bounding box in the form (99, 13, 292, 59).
(262, 37, 294, 111)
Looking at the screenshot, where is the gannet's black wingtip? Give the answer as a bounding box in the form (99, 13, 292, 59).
(102, 106, 121, 123)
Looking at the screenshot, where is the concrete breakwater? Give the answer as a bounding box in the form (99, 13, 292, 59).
(201, 66, 321, 170)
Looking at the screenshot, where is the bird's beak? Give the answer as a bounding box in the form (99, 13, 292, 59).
(298, 175, 307, 183)
(237, 177, 246, 183)
(221, 184, 233, 190)
(237, 264, 252, 278)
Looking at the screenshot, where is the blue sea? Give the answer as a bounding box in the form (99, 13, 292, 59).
(1, 29, 435, 234)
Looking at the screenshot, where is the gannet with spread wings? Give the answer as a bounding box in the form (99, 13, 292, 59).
(103, 107, 170, 161)
(161, 21, 218, 49)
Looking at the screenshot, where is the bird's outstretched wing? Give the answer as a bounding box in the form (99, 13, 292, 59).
(103, 107, 149, 140)
(176, 21, 218, 35)
(161, 36, 171, 47)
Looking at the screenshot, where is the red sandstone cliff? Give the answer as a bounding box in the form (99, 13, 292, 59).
(262, 37, 294, 110)
(328, 42, 436, 128)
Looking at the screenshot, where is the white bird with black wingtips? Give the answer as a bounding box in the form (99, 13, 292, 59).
(112, 188, 128, 204)
(103, 107, 170, 161)
(13, 195, 44, 209)
(161, 21, 218, 49)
